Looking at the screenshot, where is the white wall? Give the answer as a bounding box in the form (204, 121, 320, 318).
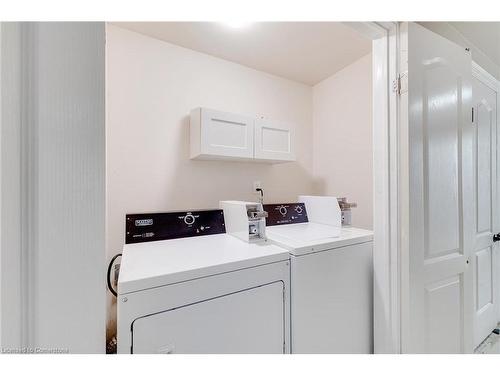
(106, 25, 315, 337)
(312, 54, 373, 229)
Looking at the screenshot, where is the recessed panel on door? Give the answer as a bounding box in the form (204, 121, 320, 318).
(205, 117, 248, 148)
(202, 109, 254, 158)
(424, 276, 462, 353)
(476, 98, 493, 234)
(424, 63, 460, 258)
(476, 247, 493, 311)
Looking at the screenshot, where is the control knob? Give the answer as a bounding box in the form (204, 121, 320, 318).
(295, 205, 303, 214)
(279, 206, 287, 216)
(184, 214, 195, 225)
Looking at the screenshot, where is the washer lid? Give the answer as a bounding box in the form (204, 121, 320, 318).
(266, 223, 373, 256)
(266, 222, 341, 241)
(118, 233, 289, 294)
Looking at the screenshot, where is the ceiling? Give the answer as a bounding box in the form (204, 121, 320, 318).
(113, 22, 371, 86)
(449, 22, 500, 68)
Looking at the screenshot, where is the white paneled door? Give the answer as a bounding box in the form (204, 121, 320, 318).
(405, 22, 474, 353)
(472, 73, 499, 348)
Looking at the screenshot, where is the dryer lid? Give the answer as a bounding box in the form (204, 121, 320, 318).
(118, 233, 289, 294)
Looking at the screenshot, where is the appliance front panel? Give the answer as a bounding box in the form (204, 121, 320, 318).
(290, 241, 373, 353)
(131, 282, 285, 354)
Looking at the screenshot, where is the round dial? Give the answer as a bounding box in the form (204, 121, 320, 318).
(279, 206, 287, 216)
(184, 214, 195, 225)
(295, 205, 303, 214)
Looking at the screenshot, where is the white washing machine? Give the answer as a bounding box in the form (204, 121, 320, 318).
(117, 209, 290, 354)
(263, 198, 373, 353)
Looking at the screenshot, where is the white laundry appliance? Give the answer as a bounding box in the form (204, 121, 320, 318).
(263, 196, 373, 353)
(117, 208, 290, 354)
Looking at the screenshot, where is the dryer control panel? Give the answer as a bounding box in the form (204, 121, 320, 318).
(263, 203, 308, 226)
(125, 210, 225, 244)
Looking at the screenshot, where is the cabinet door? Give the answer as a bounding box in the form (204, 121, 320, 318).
(254, 119, 295, 162)
(196, 108, 254, 160)
(132, 281, 285, 354)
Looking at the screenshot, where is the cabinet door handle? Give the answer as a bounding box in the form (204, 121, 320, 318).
(493, 233, 500, 242)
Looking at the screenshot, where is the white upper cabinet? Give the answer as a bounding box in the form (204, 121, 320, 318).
(190, 108, 254, 160)
(190, 107, 296, 163)
(254, 119, 295, 162)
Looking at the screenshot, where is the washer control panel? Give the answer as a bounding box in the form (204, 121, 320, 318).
(125, 210, 225, 244)
(263, 203, 308, 226)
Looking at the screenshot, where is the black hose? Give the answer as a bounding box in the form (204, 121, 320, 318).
(107, 253, 122, 297)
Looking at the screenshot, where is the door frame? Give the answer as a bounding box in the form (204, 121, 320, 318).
(471, 61, 500, 327)
(346, 21, 401, 353)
